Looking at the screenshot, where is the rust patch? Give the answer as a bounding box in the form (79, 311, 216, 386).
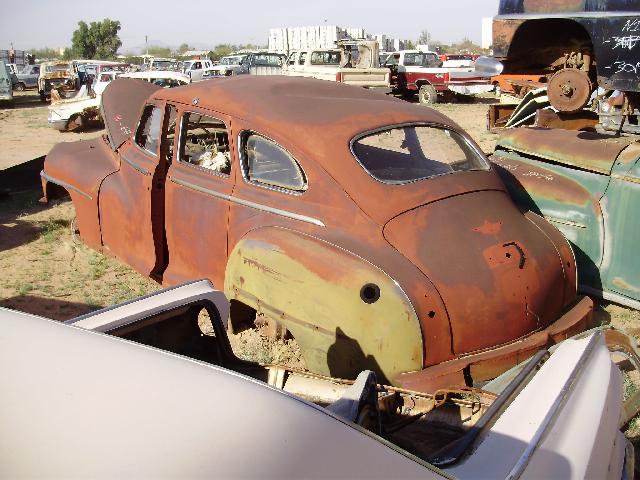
(473, 220, 503, 236)
(522, 0, 585, 13)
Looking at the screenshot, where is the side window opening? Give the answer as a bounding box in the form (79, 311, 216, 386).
(310, 51, 341, 66)
(241, 132, 307, 192)
(164, 105, 178, 163)
(298, 52, 307, 65)
(179, 112, 231, 176)
(135, 105, 163, 156)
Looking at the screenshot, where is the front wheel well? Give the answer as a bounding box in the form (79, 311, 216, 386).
(43, 181, 70, 202)
(415, 79, 433, 88)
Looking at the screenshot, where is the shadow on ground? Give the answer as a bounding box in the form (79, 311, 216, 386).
(0, 295, 95, 321)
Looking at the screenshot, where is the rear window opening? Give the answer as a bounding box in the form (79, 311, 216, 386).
(352, 125, 489, 184)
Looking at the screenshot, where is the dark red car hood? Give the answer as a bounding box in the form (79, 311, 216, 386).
(101, 78, 161, 151)
(384, 190, 574, 355)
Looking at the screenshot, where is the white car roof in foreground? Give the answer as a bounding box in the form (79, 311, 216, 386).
(0, 293, 439, 478)
(0, 278, 625, 479)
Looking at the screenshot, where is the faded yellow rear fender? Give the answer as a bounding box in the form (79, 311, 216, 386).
(224, 227, 423, 383)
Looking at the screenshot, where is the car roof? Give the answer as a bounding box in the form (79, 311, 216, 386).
(151, 75, 457, 158)
(0, 306, 435, 477)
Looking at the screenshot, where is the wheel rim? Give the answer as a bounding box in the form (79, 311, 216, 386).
(547, 69, 592, 113)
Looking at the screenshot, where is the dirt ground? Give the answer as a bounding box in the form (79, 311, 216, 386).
(0, 91, 104, 170)
(1, 90, 640, 440)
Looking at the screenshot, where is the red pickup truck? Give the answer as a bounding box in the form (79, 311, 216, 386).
(382, 50, 494, 103)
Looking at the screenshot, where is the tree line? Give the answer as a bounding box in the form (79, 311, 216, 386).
(26, 21, 486, 63)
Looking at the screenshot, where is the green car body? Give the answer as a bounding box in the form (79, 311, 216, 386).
(0, 63, 13, 106)
(492, 127, 640, 310)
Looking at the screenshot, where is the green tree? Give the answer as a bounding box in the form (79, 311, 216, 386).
(177, 43, 191, 55)
(210, 44, 235, 61)
(417, 30, 431, 45)
(30, 47, 61, 60)
(146, 45, 172, 57)
(71, 18, 122, 59)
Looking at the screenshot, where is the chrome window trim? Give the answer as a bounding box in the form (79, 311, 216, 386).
(169, 176, 324, 227)
(40, 170, 92, 200)
(349, 122, 490, 186)
(176, 110, 231, 179)
(237, 130, 308, 196)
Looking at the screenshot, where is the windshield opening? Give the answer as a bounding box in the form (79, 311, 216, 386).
(352, 125, 489, 184)
(404, 53, 440, 67)
(252, 54, 282, 66)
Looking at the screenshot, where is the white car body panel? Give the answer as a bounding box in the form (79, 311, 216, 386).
(0, 280, 631, 478)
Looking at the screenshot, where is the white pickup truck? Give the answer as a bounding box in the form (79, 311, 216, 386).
(284, 41, 390, 89)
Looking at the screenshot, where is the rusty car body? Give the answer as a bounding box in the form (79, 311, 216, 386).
(41, 76, 593, 392)
(493, 0, 640, 131)
(37, 60, 80, 102)
(1, 280, 634, 478)
(492, 127, 640, 310)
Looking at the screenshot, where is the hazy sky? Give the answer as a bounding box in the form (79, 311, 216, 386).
(2, 0, 500, 53)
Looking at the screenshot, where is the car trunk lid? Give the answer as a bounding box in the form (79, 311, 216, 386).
(384, 190, 571, 355)
(101, 78, 161, 151)
(496, 127, 634, 175)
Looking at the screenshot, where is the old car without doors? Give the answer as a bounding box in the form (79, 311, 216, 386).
(42, 76, 593, 391)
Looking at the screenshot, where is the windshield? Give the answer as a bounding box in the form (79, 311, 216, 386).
(151, 60, 174, 70)
(252, 54, 282, 66)
(352, 125, 488, 184)
(221, 56, 243, 65)
(45, 63, 72, 73)
(310, 51, 341, 65)
(404, 53, 440, 67)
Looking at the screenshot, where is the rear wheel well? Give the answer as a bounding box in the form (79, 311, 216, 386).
(505, 19, 594, 74)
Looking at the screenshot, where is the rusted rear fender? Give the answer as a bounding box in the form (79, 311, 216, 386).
(224, 227, 424, 384)
(42, 136, 120, 251)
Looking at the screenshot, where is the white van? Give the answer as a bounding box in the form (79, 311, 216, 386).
(183, 59, 214, 81)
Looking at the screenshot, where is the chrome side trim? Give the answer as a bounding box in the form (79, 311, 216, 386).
(122, 156, 150, 176)
(506, 331, 602, 480)
(169, 176, 325, 227)
(40, 170, 92, 200)
(546, 217, 587, 229)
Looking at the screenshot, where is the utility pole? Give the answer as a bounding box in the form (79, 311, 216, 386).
(145, 35, 148, 56)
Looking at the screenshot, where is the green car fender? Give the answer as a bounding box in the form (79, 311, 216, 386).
(224, 227, 423, 383)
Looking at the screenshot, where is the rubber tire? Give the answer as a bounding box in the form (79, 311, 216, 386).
(14, 82, 25, 92)
(418, 84, 438, 104)
(39, 91, 46, 102)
